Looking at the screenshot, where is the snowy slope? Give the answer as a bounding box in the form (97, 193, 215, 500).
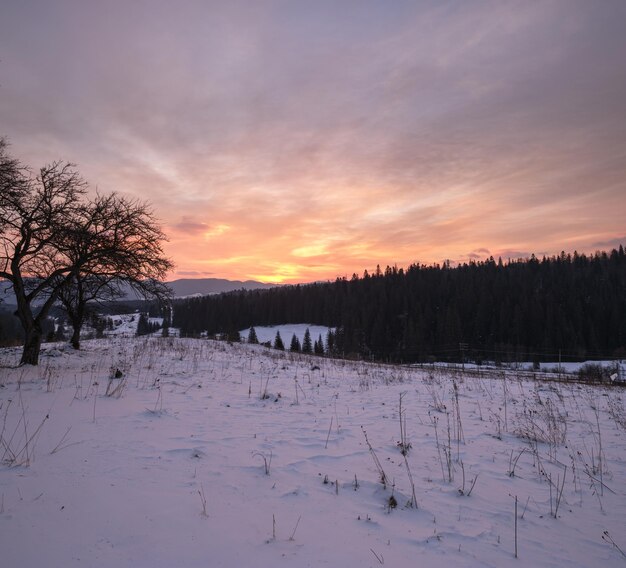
(1, 337, 625, 567)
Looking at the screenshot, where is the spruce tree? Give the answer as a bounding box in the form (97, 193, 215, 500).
(170, 246, 626, 363)
(302, 328, 313, 353)
(227, 329, 241, 343)
(136, 313, 150, 336)
(290, 333, 301, 352)
(326, 329, 335, 355)
(273, 330, 284, 350)
(247, 326, 259, 344)
(314, 334, 325, 355)
(162, 322, 170, 338)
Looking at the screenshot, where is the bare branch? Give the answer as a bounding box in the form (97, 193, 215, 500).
(0, 139, 173, 362)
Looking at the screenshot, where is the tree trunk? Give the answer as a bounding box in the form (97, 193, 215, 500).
(70, 325, 81, 350)
(20, 327, 43, 365)
(65, 303, 83, 350)
(13, 278, 44, 365)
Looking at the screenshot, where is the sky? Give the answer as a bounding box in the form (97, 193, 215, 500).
(1, 0, 625, 283)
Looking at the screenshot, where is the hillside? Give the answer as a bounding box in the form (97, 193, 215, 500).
(1, 337, 626, 567)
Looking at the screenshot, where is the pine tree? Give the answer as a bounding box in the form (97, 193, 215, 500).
(302, 328, 313, 353)
(136, 313, 150, 336)
(326, 329, 335, 355)
(227, 329, 241, 343)
(247, 326, 259, 344)
(314, 334, 325, 355)
(273, 331, 284, 350)
(161, 306, 172, 337)
(170, 246, 626, 363)
(290, 333, 301, 352)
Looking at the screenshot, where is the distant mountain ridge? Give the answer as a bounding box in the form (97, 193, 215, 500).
(0, 277, 277, 306)
(167, 278, 276, 297)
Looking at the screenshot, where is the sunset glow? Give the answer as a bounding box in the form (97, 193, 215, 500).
(1, 1, 625, 283)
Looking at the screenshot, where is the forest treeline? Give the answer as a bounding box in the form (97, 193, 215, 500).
(172, 248, 626, 363)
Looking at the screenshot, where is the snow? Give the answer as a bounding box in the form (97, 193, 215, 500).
(240, 324, 332, 345)
(1, 337, 626, 567)
(100, 313, 180, 339)
(105, 313, 140, 336)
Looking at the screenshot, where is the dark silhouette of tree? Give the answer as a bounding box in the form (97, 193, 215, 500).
(0, 308, 30, 346)
(1, 142, 87, 364)
(290, 333, 301, 352)
(273, 330, 284, 350)
(247, 326, 258, 344)
(173, 246, 626, 363)
(326, 329, 337, 356)
(0, 140, 172, 362)
(314, 334, 325, 355)
(58, 193, 172, 349)
(162, 308, 171, 338)
(226, 328, 241, 342)
(136, 313, 150, 336)
(302, 328, 313, 353)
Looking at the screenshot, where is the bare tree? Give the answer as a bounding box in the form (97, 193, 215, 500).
(58, 193, 173, 349)
(58, 274, 124, 349)
(1, 143, 87, 364)
(0, 140, 173, 364)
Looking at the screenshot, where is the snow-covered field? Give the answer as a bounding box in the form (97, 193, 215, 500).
(1, 337, 626, 567)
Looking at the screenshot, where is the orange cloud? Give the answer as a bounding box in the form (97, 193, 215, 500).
(2, 2, 624, 283)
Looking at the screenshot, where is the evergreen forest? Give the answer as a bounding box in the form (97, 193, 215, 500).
(172, 248, 626, 364)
